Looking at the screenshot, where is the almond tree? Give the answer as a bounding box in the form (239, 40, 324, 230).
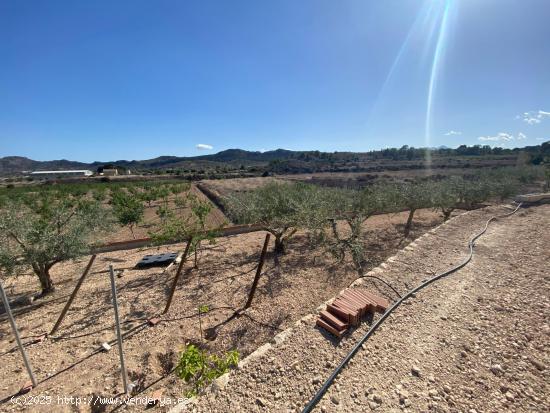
(111, 190, 145, 239)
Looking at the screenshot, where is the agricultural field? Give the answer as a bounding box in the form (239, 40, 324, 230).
(0, 164, 548, 412)
(0, 180, 227, 243)
(107, 184, 227, 242)
(1, 0, 548, 410)
(0, 207, 450, 411)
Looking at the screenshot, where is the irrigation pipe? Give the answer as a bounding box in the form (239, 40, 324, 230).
(348, 275, 402, 299)
(302, 203, 522, 413)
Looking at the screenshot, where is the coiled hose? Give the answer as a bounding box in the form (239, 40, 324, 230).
(302, 203, 523, 413)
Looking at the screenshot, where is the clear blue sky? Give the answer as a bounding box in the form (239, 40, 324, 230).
(1, 0, 549, 162)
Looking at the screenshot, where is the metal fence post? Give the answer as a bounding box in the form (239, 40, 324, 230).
(0, 280, 38, 387)
(108, 265, 129, 394)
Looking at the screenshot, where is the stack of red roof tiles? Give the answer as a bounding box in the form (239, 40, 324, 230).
(316, 288, 390, 337)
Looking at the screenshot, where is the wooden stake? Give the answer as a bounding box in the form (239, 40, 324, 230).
(50, 255, 96, 335)
(244, 233, 271, 309)
(163, 239, 192, 314)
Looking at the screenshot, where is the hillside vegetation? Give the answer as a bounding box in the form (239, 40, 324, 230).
(1, 142, 548, 178)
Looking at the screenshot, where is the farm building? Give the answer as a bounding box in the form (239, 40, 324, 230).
(30, 170, 93, 178)
(102, 168, 118, 176)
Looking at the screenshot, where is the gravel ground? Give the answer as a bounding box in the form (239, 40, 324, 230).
(0, 209, 446, 412)
(191, 204, 550, 413)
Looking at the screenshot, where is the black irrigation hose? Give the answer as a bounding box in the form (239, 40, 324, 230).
(302, 203, 522, 413)
(348, 275, 402, 299)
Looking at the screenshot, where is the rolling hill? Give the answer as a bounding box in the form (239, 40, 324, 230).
(1, 143, 548, 176)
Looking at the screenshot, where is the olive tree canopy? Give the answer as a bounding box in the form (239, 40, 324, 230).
(226, 182, 323, 253)
(0, 194, 111, 296)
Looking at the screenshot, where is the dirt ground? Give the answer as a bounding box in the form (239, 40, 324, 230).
(0, 208, 449, 412)
(198, 177, 284, 198)
(192, 204, 549, 413)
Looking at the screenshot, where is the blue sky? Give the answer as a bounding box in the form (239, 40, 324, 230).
(1, 0, 549, 162)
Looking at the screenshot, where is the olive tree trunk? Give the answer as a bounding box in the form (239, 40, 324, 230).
(441, 208, 453, 222)
(274, 234, 285, 254)
(404, 209, 416, 238)
(272, 228, 297, 254)
(32, 263, 55, 296)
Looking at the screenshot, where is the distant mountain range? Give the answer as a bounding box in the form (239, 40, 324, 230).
(1, 143, 548, 176)
(0, 149, 301, 175)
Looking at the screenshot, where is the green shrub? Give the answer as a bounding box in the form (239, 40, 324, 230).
(176, 345, 239, 397)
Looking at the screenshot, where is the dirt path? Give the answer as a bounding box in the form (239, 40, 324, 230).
(192, 204, 550, 413)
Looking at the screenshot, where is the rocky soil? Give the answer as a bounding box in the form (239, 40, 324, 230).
(0, 209, 446, 412)
(191, 204, 549, 413)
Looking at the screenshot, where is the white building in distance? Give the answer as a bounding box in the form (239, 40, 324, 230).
(30, 170, 93, 178)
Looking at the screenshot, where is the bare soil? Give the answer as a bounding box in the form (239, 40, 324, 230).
(193, 204, 549, 413)
(0, 209, 448, 412)
(198, 177, 284, 198)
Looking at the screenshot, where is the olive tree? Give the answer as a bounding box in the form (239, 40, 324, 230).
(431, 178, 461, 221)
(392, 180, 434, 237)
(0, 194, 111, 296)
(226, 182, 321, 254)
(452, 176, 492, 209)
(325, 183, 394, 271)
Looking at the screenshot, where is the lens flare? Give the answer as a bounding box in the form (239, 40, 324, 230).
(424, 0, 453, 168)
(365, 2, 436, 128)
(376, 2, 436, 104)
(364, 0, 454, 157)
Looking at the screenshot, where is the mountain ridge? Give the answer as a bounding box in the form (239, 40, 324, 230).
(1, 143, 548, 176)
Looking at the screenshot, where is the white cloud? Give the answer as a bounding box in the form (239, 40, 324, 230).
(535, 137, 545, 141)
(478, 132, 526, 142)
(444, 130, 462, 136)
(520, 110, 550, 125)
(196, 143, 213, 150)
